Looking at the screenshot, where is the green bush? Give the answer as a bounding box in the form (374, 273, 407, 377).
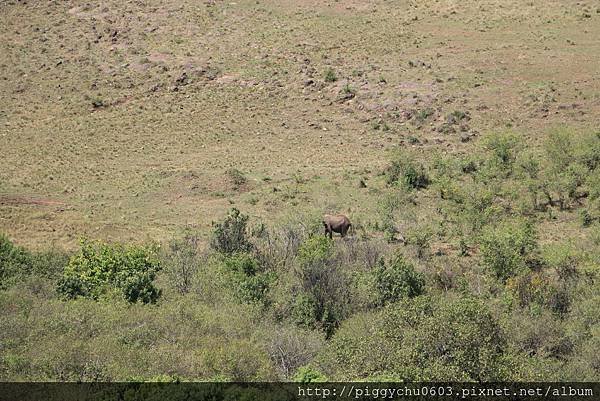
(211, 208, 253, 255)
(222, 253, 275, 305)
(481, 132, 522, 177)
(575, 131, 600, 171)
(0, 234, 32, 289)
(479, 219, 539, 282)
(323, 68, 337, 82)
(57, 239, 161, 303)
(293, 366, 328, 382)
(405, 225, 433, 259)
(291, 292, 319, 329)
(292, 236, 350, 337)
(385, 151, 429, 190)
(372, 255, 425, 307)
(319, 295, 509, 381)
(297, 235, 332, 267)
(539, 130, 591, 209)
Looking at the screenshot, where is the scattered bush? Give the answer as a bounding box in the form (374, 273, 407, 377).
(405, 225, 433, 259)
(226, 168, 247, 189)
(222, 253, 275, 305)
(385, 151, 430, 189)
(481, 132, 522, 177)
(211, 208, 253, 255)
(323, 68, 337, 83)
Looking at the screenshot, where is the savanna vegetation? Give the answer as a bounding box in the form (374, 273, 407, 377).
(1, 0, 599, 383)
(2, 130, 600, 381)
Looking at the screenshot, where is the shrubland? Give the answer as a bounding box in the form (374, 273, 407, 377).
(1, 131, 599, 381)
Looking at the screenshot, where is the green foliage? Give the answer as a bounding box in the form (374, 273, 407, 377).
(405, 225, 433, 259)
(297, 236, 333, 267)
(413, 108, 434, 125)
(323, 68, 337, 82)
(538, 130, 593, 210)
(372, 255, 425, 307)
(320, 295, 509, 381)
(211, 208, 253, 255)
(481, 132, 522, 176)
(505, 271, 571, 316)
(222, 253, 275, 305)
(385, 151, 430, 189)
(293, 365, 328, 382)
(291, 292, 319, 329)
(479, 219, 539, 282)
(57, 240, 161, 303)
(292, 236, 349, 337)
(575, 131, 600, 171)
(0, 234, 32, 289)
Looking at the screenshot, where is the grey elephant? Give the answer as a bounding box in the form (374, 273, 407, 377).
(323, 214, 352, 238)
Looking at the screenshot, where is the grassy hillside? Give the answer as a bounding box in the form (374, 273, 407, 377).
(1, 0, 599, 247)
(1, 0, 599, 382)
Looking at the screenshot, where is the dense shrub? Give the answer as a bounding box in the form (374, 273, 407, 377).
(319, 295, 509, 381)
(372, 255, 425, 307)
(291, 236, 350, 336)
(211, 208, 253, 255)
(481, 132, 522, 177)
(221, 253, 275, 305)
(0, 234, 32, 289)
(479, 219, 539, 282)
(57, 240, 161, 303)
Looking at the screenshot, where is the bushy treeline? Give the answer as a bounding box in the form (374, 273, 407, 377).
(1, 130, 599, 382)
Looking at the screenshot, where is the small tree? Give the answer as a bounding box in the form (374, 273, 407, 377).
(211, 208, 253, 255)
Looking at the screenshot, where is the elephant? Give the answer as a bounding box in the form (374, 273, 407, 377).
(323, 214, 352, 239)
